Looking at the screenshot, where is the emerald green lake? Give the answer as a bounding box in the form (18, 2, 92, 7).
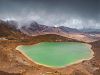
(17, 42, 93, 67)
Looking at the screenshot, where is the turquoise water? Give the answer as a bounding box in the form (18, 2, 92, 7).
(17, 42, 93, 67)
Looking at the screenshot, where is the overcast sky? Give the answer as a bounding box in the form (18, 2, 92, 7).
(0, 0, 99, 29)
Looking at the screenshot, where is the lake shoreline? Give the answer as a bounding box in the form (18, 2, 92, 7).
(16, 42, 94, 68)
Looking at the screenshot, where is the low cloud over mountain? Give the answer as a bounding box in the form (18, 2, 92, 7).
(0, 0, 99, 29)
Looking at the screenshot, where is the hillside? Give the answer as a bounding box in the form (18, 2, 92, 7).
(0, 19, 99, 75)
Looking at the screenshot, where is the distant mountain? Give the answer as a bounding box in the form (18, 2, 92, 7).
(0, 19, 23, 39)
(6, 20, 18, 29)
(80, 29, 100, 34)
(0, 19, 100, 35)
(59, 26, 80, 33)
(0, 19, 84, 36)
(20, 21, 80, 36)
(0, 19, 99, 42)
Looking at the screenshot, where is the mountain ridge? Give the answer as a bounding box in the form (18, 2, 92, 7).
(0, 19, 100, 35)
(0, 19, 99, 43)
